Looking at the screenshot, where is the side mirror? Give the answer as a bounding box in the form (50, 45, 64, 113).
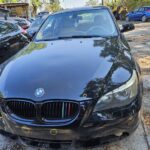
(120, 23, 135, 33)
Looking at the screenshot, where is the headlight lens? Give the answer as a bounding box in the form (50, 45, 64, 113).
(93, 70, 138, 112)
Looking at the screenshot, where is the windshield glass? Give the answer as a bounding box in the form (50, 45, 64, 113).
(31, 18, 45, 28)
(35, 8, 117, 41)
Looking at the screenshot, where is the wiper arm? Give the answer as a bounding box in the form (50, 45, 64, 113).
(36, 35, 103, 42)
(56, 35, 103, 39)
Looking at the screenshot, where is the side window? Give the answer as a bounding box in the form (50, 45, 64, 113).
(138, 8, 144, 12)
(133, 8, 138, 12)
(145, 7, 150, 12)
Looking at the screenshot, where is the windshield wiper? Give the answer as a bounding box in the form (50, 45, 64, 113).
(56, 35, 103, 39)
(37, 35, 103, 42)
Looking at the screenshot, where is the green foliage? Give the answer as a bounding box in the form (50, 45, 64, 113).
(11, 0, 18, 2)
(16, 42, 47, 58)
(31, 0, 41, 15)
(0, 0, 18, 3)
(126, 0, 150, 11)
(31, 0, 41, 7)
(107, 0, 150, 11)
(86, 0, 100, 6)
(0, 0, 5, 3)
(45, 1, 62, 12)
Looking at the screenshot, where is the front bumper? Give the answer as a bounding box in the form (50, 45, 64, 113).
(0, 97, 141, 142)
(0, 113, 139, 145)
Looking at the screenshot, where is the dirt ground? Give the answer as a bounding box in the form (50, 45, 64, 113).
(0, 22, 150, 150)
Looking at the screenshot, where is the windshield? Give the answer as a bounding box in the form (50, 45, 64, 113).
(30, 17, 45, 28)
(35, 8, 118, 41)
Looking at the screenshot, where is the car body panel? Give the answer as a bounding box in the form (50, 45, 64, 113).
(127, 6, 150, 21)
(0, 6, 142, 144)
(0, 20, 29, 63)
(0, 37, 132, 101)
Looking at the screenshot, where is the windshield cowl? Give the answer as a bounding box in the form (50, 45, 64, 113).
(35, 35, 106, 42)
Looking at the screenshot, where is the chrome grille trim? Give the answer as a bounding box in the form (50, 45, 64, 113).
(6, 100, 36, 120)
(41, 101, 79, 120)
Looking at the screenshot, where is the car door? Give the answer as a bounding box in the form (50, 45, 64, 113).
(15, 25, 29, 50)
(5, 23, 29, 60)
(135, 7, 145, 20)
(8, 23, 21, 52)
(129, 8, 138, 20)
(0, 22, 29, 63)
(1, 22, 21, 62)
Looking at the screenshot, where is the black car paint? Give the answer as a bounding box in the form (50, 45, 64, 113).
(0, 21, 29, 64)
(0, 37, 133, 100)
(0, 6, 142, 144)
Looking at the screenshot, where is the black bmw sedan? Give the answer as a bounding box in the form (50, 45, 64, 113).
(0, 20, 29, 64)
(0, 6, 142, 145)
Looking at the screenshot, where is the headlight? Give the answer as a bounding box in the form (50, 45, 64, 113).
(93, 70, 138, 112)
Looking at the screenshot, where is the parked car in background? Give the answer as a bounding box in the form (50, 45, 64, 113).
(126, 6, 150, 22)
(0, 17, 31, 32)
(37, 11, 49, 17)
(0, 20, 29, 63)
(27, 15, 48, 39)
(13, 17, 31, 30)
(0, 6, 142, 147)
(28, 17, 35, 23)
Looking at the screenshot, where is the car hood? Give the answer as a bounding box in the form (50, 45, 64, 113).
(0, 37, 133, 101)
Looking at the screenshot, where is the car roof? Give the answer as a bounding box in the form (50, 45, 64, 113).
(36, 14, 49, 19)
(13, 17, 27, 21)
(52, 6, 109, 15)
(0, 17, 27, 21)
(0, 19, 17, 24)
(142, 6, 150, 8)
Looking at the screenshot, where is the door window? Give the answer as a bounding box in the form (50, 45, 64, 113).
(145, 7, 150, 12)
(138, 8, 144, 12)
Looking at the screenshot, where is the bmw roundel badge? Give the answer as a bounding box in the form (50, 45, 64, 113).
(35, 88, 45, 97)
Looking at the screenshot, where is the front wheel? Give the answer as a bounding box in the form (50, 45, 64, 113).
(142, 16, 147, 22)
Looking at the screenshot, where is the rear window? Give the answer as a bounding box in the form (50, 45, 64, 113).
(0, 22, 18, 37)
(145, 7, 150, 11)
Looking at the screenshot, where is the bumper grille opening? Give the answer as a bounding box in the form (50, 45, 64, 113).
(7, 101, 36, 120)
(41, 102, 79, 120)
(6, 100, 79, 122)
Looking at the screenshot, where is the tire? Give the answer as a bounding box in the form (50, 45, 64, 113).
(142, 16, 147, 22)
(126, 16, 130, 22)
